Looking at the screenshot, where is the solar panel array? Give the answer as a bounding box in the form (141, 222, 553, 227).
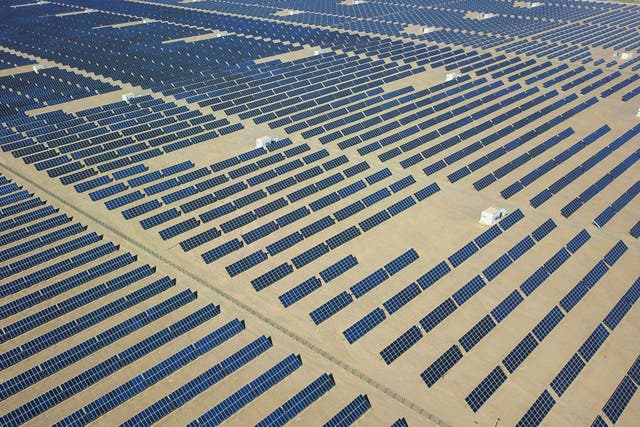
(0, 0, 639, 425)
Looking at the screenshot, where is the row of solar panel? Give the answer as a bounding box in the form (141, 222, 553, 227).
(343, 211, 525, 352)
(465, 240, 631, 415)
(0, 288, 199, 400)
(514, 274, 640, 426)
(528, 123, 640, 208)
(420, 93, 598, 178)
(500, 124, 612, 199)
(421, 227, 592, 392)
(1, 300, 218, 427)
(60, 317, 245, 426)
(248, 183, 440, 293)
(381, 214, 547, 366)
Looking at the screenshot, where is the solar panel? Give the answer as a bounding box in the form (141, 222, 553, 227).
(498, 208, 524, 230)
(350, 268, 388, 298)
(550, 353, 585, 397)
(503, 333, 538, 374)
(320, 255, 358, 283)
(474, 225, 502, 248)
(292, 244, 330, 269)
(459, 315, 496, 352)
(515, 390, 555, 427)
(448, 241, 479, 268)
(309, 291, 353, 325)
(279, 277, 322, 308)
(384, 248, 419, 276)
(266, 232, 304, 256)
(578, 324, 609, 362)
(420, 298, 457, 333)
(416, 261, 451, 290)
(483, 253, 513, 281)
(603, 240, 627, 267)
(380, 325, 423, 365)
(326, 226, 361, 250)
(603, 376, 637, 424)
(323, 394, 370, 427)
(543, 248, 570, 274)
(225, 251, 268, 277)
(383, 283, 421, 315)
(343, 308, 386, 344)
(251, 263, 294, 291)
(532, 218, 557, 241)
(465, 366, 507, 412)
(492, 290, 524, 323)
(257, 373, 335, 427)
(420, 345, 463, 387)
(453, 275, 486, 306)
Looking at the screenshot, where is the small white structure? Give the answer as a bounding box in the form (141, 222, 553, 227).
(479, 13, 496, 19)
(256, 136, 272, 149)
(122, 93, 135, 102)
(422, 26, 438, 33)
(480, 207, 508, 226)
(33, 65, 46, 73)
(636, 107, 640, 118)
(530, 2, 542, 7)
(314, 48, 331, 56)
(621, 52, 633, 60)
(446, 73, 465, 82)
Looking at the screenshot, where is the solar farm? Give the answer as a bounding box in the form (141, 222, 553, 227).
(1, 0, 640, 426)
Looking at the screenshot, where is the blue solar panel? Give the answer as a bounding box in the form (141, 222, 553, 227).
(543, 248, 570, 274)
(503, 333, 538, 374)
(383, 283, 421, 315)
(343, 308, 386, 344)
(578, 324, 609, 362)
(498, 208, 524, 230)
(420, 345, 463, 387)
(474, 225, 502, 248)
(266, 232, 304, 256)
(387, 196, 416, 216)
(414, 183, 441, 201)
(448, 241, 479, 268)
(225, 251, 268, 277)
(251, 263, 294, 291)
(459, 315, 496, 352)
(257, 373, 335, 427)
(516, 390, 555, 427)
(465, 366, 507, 412)
(508, 236, 535, 261)
(453, 275, 486, 305)
(201, 239, 243, 264)
(380, 325, 423, 365)
(326, 226, 361, 250)
(323, 394, 371, 427)
(350, 268, 388, 298)
(320, 255, 358, 283)
(483, 253, 513, 281)
(416, 261, 451, 290)
(309, 291, 353, 325)
(420, 298, 457, 333)
(603, 376, 637, 424)
(603, 240, 627, 267)
(550, 353, 585, 397)
(384, 248, 419, 276)
(292, 243, 330, 269)
(492, 290, 524, 323)
(532, 219, 556, 241)
(279, 277, 322, 308)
